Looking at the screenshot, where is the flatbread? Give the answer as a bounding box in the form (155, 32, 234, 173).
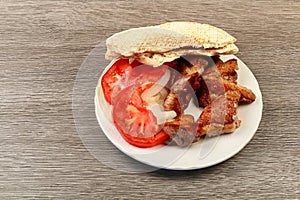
(159, 22, 236, 49)
(105, 26, 196, 60)
(105, 22, 238, 64)
(133, 44, 238, 67)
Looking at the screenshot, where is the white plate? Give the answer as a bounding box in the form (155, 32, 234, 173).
(95, 55, 263, 170)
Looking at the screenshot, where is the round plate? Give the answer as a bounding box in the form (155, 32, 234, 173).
(95, 55, 263, 170)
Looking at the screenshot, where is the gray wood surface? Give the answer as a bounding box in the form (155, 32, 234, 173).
(1, 0, 299, 199)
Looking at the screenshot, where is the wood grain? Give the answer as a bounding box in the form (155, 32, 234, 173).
(0, 0, 299, 199)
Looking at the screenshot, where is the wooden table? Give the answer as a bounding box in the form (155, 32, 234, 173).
(1, 1, 299, 199)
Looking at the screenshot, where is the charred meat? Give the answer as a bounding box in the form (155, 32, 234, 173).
(159, 55, 256, 147)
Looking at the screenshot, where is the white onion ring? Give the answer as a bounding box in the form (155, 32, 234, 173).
(149, 103, 177, 124)
(141, 69, 170, 101)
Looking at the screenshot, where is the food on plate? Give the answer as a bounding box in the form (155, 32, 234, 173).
(99, 21, 256, 148)
(197, 56, 256, 107)
(112, 84, 169, 148)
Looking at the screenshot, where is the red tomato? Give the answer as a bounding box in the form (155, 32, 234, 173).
(110, 64, 168, 104)
(102, 59, 169, 147)
(101, 59, 141, 104)
(112, 85, 169, 148)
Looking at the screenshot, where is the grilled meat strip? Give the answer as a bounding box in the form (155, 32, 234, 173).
(198, 78, 256, 107)
(163, 91, 242, 146)
(197, 91, 241, 137)
(213, 56, 238, 83)
(163, 114, 197, 147)
(197, 58, 255, 107)
(164, 56, 209, 114)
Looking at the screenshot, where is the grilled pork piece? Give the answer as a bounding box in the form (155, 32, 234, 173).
(164, 56, 209, 114)
(197, 58, 255, 107)
(179, 56, 208, 79)
(163, 114, 197, 147)
(213, 56, 238, 83)
(163, 92, 182, 114)
(197, 91, 241, 137)
(198, 77, 256, 107)
(224, 80, 256, 103)
(163, 91, 242, 145)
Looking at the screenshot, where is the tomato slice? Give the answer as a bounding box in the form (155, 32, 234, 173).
(112, 85, 169, 148)
(102, 59, 170, 147)
(101, 59, 141, 104)
(111, 64, 168, 104)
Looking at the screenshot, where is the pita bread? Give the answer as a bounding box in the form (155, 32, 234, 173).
(159, 22, 236, 49)
(105, 22, 238, 64)
(134, 44, 238, 67)
(105, 26, 196, 60)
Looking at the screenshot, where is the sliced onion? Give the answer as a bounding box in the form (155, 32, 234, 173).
(149, 103, 177, 124)
(141, 69, 170, 101)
